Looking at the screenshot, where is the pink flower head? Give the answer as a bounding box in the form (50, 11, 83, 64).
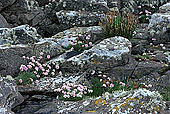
(88, 90, 93, 93)
(78, 41, 82, 44)
(51, 72, 55, 76)
(138, 6, 141, 8)
(47, 55, 50, 59)
(145, 10, 149, 14)
(35, 67, 39, 71)
(133, 31, 136, 34)
(89, 42, 92, 46)
(35, 80, 39, 84)
(71, 47, 74, 51)
(54, 88, 62, 92)
(102, 84, 106, 87)
(40, 52, 44, 55)
(71, 42, 74, 45)
(110, 83, 114, 88)
(33, 71, 37, 74)
(82, 45, 84, 47)
(56, 65, 59, 69)
(146, 13, 149, 16)
(20, 65, 28, 71)
(119, 82, 123, 84)
(36, 75, 40, 78)
(121, 83, 126, 87)
(22, 56, 26, 59)
(59, 71, 62, 75)
(43, 72, 48, 75)
(85, 44, 88, 47)
(27, 65, 32, 69)
(19, 79, 22, 83)
(152, 38, 156, 41)
(150, 4, 153, 7)
(139, 11, 143, 15)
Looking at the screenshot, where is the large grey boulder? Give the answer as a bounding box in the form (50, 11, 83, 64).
(60, 36, 132, 73)
(0, 77, 24, 113)
(147, 2, 170, 44)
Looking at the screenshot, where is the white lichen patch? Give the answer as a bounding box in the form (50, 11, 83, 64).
(67, 36, 131, 65)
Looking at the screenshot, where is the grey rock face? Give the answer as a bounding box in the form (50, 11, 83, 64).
(0, 14, 10, 28)
(147, 2, 170, 44)
(0, 77, 24, 113)
(0, 0, 16, 11)
(0, 25, 41, 45)
(60, 36, 132, 73)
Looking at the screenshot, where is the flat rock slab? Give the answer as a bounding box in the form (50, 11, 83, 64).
(0, 77, 24, 112)
(61, 36, 131, 72)
(0, 25, 41, 45)
(33, 88, 166, 114)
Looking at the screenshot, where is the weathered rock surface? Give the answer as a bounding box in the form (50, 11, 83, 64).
(0, 25, 41, 45)
(0, 0, 16, 12)
(29, 88, 166, 114)
(147, 2, 170, 44)
(0, 14, 10, 28)
(0, 77, 24, 114)
(59, 36, 131, 73)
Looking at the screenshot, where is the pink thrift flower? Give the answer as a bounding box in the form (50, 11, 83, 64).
(35, 67, 39, 71)
(120, 82, 123, 84)
(35, 80, 39, 84)
(88, 90, 93, 93)
(110, 83, 114, 88)
(71, 47, 74, 51)
(20, 65, 28, 71)
(47, 55, 50, 59)
(54, 88, 62, 92)
(56, 65, 59, 69)
(22, 56, 26, 59)
(122, 83, 126, 87)
(145, 10, 149, 14)
(146, 13, 149, 16)
(33, 71, 37, 74)
(40, 52, 44, 55)
(40, 66, 45, 71)
(19, 79, 22, 83)
(89, 42, 92, 46)
(59, 71, 62, 75)
(138, 6, 141, 8)
(133, 31, 136, 34)
(82, 45, 84, 47)
(27, 65, 32, 69)
(71, 42, 74, 45)
(36, 75, 40, 78)
(78, 41, 82, 44)
(51, 72, 55, 76)
(85, 44, 88, 47)
(43, 72, 48, 75)
(152, 38, 156, 41)
(150, 4, 153, 7)
(139, 11, 143, 14)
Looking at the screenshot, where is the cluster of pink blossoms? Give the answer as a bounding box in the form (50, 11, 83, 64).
(54, 83, 93, 99)
(20, 52, 62, 79)
(138, 4, 155, 20)
(67, 34, 93, 51)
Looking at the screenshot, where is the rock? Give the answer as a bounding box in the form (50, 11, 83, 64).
(159, 2, 170, 13)
(32, 88, 166, 114)
(51, 0, 109, 13)
(56, 10, 104, 28)
(0, 25, 41, 45)
(60, 36, 132, 73)
(0, 0, 16, 11)
(52, 26, 103, 47)
(0, 77, 24, 113)
(147, 2, 170, 44)
(35, 0, 49, 6)
(0, 14, 10, 28)
(132, 60, 165, 79)
(120, 0, 169, 14)
(0, 25, 65, 77)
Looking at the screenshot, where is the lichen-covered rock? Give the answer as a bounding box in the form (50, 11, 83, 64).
(50, 0, 109, 13)
(60, 36, 131, 73)
(147, 12, 170, 44)
(0, 38, 64, 77)
(120, 0, 169, 14)
(56, 10, 104, 27)
(159, 2, 170, 13)
(0, 77, 24, 113)
(32, 88, 166, 114)
(0, 14, 10, 28)
(0, 25, 41, 45)
(0, 0, 16, 11)
(52, 26, 103, 47)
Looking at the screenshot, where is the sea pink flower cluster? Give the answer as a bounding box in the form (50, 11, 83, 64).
(54, 83, 93, 99)
(138, 4, 155, 21)
(67, 34, 93, 51)
(20, 52, 62, 79)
